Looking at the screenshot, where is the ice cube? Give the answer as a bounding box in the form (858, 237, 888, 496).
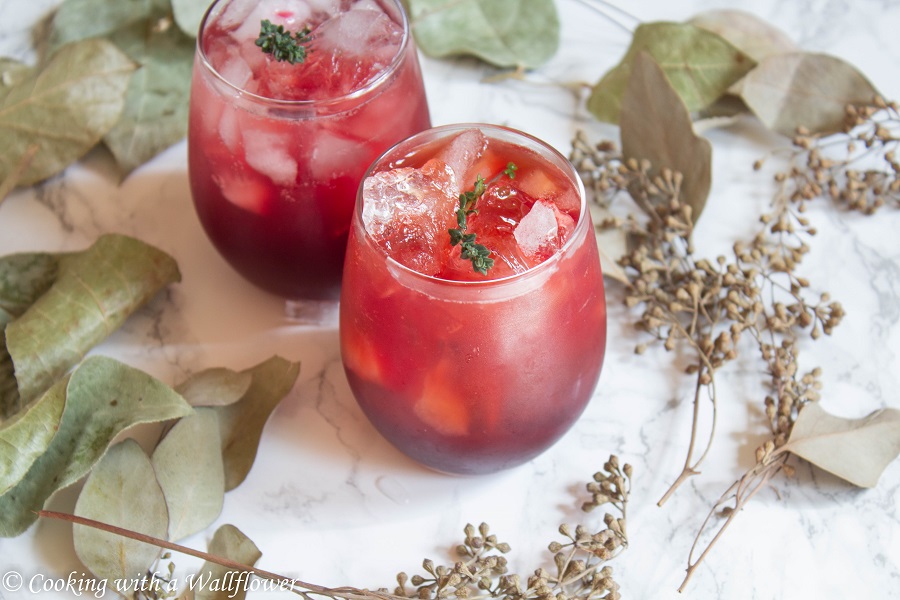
(217, 48, 253, 93)
(304, 8, 403, 94)
(310, 127, 368, 181)
(362, 161, 456, 275)
(315, 9, 401, 58)
(433, 129, 487, 196)
(217, 107, 241, 152)
(243, 130, 298, 186)
(514, 200, 563, 262)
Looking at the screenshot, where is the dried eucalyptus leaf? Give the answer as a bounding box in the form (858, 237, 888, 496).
(104, 21, 194, 175)
(0, 356, 192, 537)
(74, 439, 168, 582)
(176, 368, 253, 407)
(693, 94, 750, 124)
(620, 52, 712, 219)
(172, 0, 209, 38)
(734, 52, 880, 136)
(0, 39, 135, 187)
(0, 377, 66, 495)
(689, 9, 796, 62)
(590, 205, 628, 284)
(3, 234, 180, 406)
(0, 252, 58, 325)
(405, 0, 559, 69)
(195, 524, 262, 600)
(151, 408, 224, 542)
(784, 403, 900, 488)
(216, 357, 300, 491)
(588, 22, 754, 124)
(0, 58, 31, 100)
(0, 334, 16, 419)
(48, 0, 171, 53)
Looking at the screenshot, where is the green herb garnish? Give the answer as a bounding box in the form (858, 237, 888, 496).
(449, 162, 518, 275)
(255, 20, 312, 64)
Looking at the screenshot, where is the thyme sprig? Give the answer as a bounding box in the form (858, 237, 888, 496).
(450, 163, 518, 275)
(256, 19, 312, 64)
(570, 98, 897, 591)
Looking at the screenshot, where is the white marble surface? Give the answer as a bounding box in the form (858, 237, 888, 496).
(2, 1, 900, 599)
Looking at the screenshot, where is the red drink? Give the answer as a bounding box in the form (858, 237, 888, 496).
(340, 125, 607, 474)
(188, 0, 431, 302)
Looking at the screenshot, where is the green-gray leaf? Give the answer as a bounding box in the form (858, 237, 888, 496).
(2, 234, 180, 408)
(176, 368, 253, 407)
(0, 252, 58, 325)
(0, 356, 192, 537)
(733, 52, 880, 136)
(195, 524, 262, 600)
(783, 402, 900, 488)
(0, 376, 66, 495)
(0, 58, 31, 102)
(588, 21, 755, 124)
(0, 39, 135, 187)
(405, 0, 560, 69)
(48, 0, 171, 53)
(104, 20, 195, 175)
(620, 52, 713, 220)
(172, 0, 209, 38)
(73, 439, 169, 582)
(216, 357, 300, 491)
(689, 9, 796, 63)
(151, 408, 224, 542)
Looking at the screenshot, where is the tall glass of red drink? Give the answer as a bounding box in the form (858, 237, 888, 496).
(188, 0, 431, 320)
(340, 124, 607, 475)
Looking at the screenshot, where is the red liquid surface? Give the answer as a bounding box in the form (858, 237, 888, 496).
(188, 2, 431, 299)
(340, 130, 607, 474)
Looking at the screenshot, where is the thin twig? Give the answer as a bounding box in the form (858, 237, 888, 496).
(37, 511, 401, 600)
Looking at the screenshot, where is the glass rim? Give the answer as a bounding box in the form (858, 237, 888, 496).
(355, 123, 592, 289)
(196, 0, 413, 109)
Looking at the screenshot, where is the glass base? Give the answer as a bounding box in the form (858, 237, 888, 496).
(284, 298, 339, 325)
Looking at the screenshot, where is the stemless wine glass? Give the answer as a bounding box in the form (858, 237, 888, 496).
(187, 0, 431, 321)
(340, 124, 607, 475)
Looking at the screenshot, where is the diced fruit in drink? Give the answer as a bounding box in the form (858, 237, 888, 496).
(214, 171, 272, 214)
(516, 168, 553, 202)
(342, 328, 383, 384)
(464, 152, 509, 186)
(414, 364, 470, 436)
(516, 163, 580, 215)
